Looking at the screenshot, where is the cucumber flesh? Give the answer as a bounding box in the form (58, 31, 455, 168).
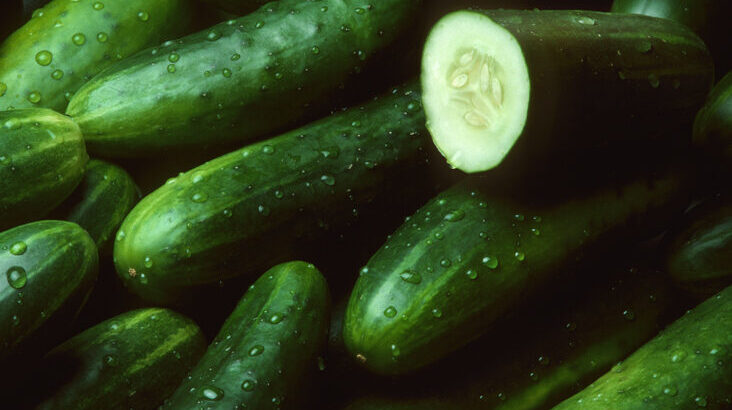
(422, 11, 530, 173)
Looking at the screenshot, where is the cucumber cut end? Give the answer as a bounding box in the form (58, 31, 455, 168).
(422, 11, 530, 173)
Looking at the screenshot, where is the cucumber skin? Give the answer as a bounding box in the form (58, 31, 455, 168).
(51, 159, 140, 254)
(0, 220, 98, 362)
(553, 285, 732, 409)
(665, 195, 732, 299)
(693, 71, 732, 165)
(113, 83, 432, 306)
(344, 170, 690, 375)
(66, 0, 422, 157)
(0, 109, 87, 231)
(425, 10, 712, 174)
(163, 261, 330, 409)
(35, 308, 207, 410)
(0, 0, 194, 112)
(345, 270, 675, 410)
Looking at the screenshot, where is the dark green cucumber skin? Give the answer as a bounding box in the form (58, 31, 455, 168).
(0, 220, 98, 362)
(427, 10, 712, 175)
(33, 308, 207, 410)
(113, 83, 433, 306)
(611, 0, 730, 78)
(66, 0, 422, 157)
(344, 169, 690, 375)
(0, 0, 194, 112)
(202, 0, 270, 15)
(554, 285, 732, 409)
(345, 270, 676, 410)
(51, 159, 140, 254)
(665, 194, 732, 299)
(163, 261, 330, 409)
(0, 109, 87, 230)
(693, 71, 732, 166)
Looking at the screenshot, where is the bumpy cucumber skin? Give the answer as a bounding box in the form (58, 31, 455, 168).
(66, 0, 422, 157)
(35, 308, 207, 410)
(0, 0, 194, 112)
(346, 270, 674, 410)
(202, 0, 270, 15)
(425, 10, 712, 173)
(113, 84, 431, 305)
(344, 170, 689, 375)
(693, 71, 732, 165)
(0, 109, 87, 231)
(0, 220, 98, 362)
(554, 285, 732, 409)
(665, 195, 732, 299)
(51, 159, 140, 254)
(163, 261, 330, 409)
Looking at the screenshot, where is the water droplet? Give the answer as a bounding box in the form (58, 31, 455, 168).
(622, 309, 635, 320)
(27, 91, 42, 104)
(320, 174, 335, 186)
(531, 228, 541, 236)
(258, 205, 270, 216)
(513, 214, 525, 222)
(431, 308, 443, 318)
(565, 322, 577, 331)
(514, 251, 525, 261)
(399, 270, 422, 284)
(439, 258, 451, 267)
(231, 53, 240, 61)
(191, 192, 208, 203)
(96, 32, 108, 42)
(662, 385, 677, 396)
(384, 306, 397, 318)
(168, 53, 180, 63)
(137, 11, 149, 22)
(35, 50, 53, 66)
(274, 190, 284, 199)
(167, 64, 176, 73)
(241, 379, 255, 392)
(9, 242, 27, 255)
(538, 356, 550, 366)
(206, 30, 222, 41)
(51, 69, 64, 80)
(248, 345, 264, 356)
(223, 209, 233, 218)
(465, 269, 478, 280)
(576, 16, 596, 25)
(262, 145, 274, 154)
(255, 21, 265, 29)
(695, 396, 707, 407)
(311, 46, 320, 55)
(6, 267, 27, 289)
(200, 385, 224, 401)
(143, 257, 153, 269)
(222, 68, 232, 78)
(671, 350, 686, 362)
(92, 2, 104, 10)
(72, 33, 86, 46)
(444, 209, 465, 222)
(268, 313, 283, 324)
(390, 344, 400, 357)
(103, 354, 117, 367)
(482, 256, 499, 269)
(4, 119, 21, 130)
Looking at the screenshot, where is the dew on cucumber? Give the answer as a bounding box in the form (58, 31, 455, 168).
(51, 70, 64, 80)
(92, 2, 104, 10)
(241, 379, 255, 391)
(320, 174, 335, 186)
(444, 209, 464, 222)
(27, 91, 42, 104)
(35, 50, 53, 66)
(72, 33, 86, 46)
(96, 32, 108, 43)
(384, 306, 397, 318)
(200, 385, 224, 401)
(482, 256, 499, 269)
(6, 266, 27, 289)
(137, 11, 149, 22)
(9, 241, 27, 255)
(400, 270, 422, 284)
(191, 192, 208, 203)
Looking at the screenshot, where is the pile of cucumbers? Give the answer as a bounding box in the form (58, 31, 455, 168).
(0, 0, 730, 408)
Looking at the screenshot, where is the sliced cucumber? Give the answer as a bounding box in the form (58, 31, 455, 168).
(422, 10, 713, 173)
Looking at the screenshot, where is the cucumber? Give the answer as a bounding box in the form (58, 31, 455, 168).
(51, 159, 140, 254)
(611, 0, 730, 78)
(693, 71, 732, 166)
(421, 10, 713, 173)
(201, 0, 269, 15)
(553, 285, 732, 409)
(113, 83, 434, 305)
(0, 109, 87, 231)
(0, 0, 194, 112)
(344, 168, 690, 375)
(0, 220, 97, 362)
(345, 269, 676, 410)
(162, 261, 330, 409)
(665, 194, 732, 299)
(66, 0, 422, 157)
(32, 308, 207, 410)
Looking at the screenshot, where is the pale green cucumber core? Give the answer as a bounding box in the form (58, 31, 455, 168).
(422, 11, 531, 173)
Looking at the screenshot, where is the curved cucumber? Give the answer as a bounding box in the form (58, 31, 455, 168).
(52, 159, 140, 254)
(0, 220, 97, 362)
(344, 169, 690, 375)
(34, 308, 207, 410)
(0, 0, 194, 112)
(693, 71, 732, 165)
(421, 10, 712, 173)
(665, 194, 732, 299)
(553, 285, 732, 409)
(0, 109, 87, 231)
(113, 83, 432, 305)
(66, 0, 422, 157)
(346, 269, 675, 410)
(163, 261, 330, 409)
